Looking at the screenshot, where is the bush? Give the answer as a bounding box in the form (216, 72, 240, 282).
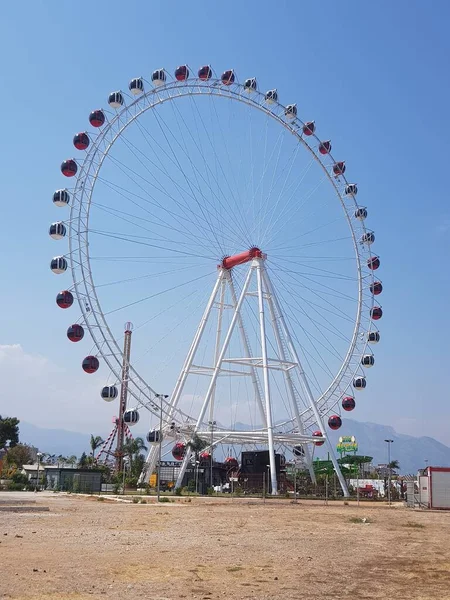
(132, 496, 140, 503)
(140, 498, 147, 504)
(159, 496, 170, 503)
(7, 482, 25, 491)
(175, 487, 183, 496)
(11, 472, 28, 485)
(207, 487, 215, 496)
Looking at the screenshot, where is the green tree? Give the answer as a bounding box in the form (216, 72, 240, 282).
(90, 435, 104, 459)
(388, 460, 400, 472)
(122, 437, 148, 485)
(3, 444, 33, 469)
(0, 416, 20, 449)
(78, 452, 88, 468)
(187, 433, 208, 462)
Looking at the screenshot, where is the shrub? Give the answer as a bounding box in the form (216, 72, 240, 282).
(140, 498, 147, 504)
(159, 496, 170, 503)
(7, 482, 25, 491)
(11, 472, 28, 485)
(132, 496, 140, 503)
(175, 487, 183, 496)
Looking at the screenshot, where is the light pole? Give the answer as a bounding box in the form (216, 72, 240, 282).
(208, 420, 216, 491)
(35, 452, 43, 493)
(122, 456, 129, 495)
(384, 439, 393, 505)
(155, 394, 168, 503)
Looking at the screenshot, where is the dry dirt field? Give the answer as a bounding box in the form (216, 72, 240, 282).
(1, 492, 450, 600)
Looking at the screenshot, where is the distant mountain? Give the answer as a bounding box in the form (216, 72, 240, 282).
(18, 419, 450, 475)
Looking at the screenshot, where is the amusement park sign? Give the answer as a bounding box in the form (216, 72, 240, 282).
(336, 436, 358, 455)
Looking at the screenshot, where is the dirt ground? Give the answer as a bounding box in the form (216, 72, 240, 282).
(1, 492, 450, 600)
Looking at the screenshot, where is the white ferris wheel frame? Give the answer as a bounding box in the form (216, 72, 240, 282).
(66, 76, 376, 435)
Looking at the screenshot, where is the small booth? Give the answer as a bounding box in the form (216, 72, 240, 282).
(419, 467, 450, 510)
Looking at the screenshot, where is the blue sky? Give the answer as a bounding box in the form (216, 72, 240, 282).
(0, 1, 449, 443)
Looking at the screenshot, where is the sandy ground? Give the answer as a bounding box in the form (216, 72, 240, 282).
(1, 492, 450, 600)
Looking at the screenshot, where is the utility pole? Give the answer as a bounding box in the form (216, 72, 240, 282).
(209, 420, 216, 491)
(384, 439, 393, 506)
(116, 322, 133, 473)
(35, 452, 42, 493)
(155, 394, 168, 503)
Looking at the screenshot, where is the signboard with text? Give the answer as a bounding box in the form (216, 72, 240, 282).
(337, 435, 358, 455)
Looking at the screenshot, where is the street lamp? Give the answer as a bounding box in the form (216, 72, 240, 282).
(384, 439, 393, 505)
(155, 394, 168, 503)
(35, 452, 43, 493)
(208, 420, 216, 491)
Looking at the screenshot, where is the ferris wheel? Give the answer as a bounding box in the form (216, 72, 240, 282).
(49, 64, 382, 496)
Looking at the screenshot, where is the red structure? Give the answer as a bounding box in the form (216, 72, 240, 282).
(115, 322, 133, 472)
(221, 247, 263, 270)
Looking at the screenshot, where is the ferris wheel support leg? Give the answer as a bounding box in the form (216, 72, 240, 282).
(261, 268, 316, 485)
(255, 260, 278, 495)
(208, 275, 227, 426)
(266, 274, 349, 497)
(175, 264, 255, 490)
(166, 270, 226, 421)
(226, 271, 268, 427)
(140, 270, 226, 485)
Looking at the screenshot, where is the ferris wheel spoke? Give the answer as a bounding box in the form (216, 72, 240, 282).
(133, 107, 249, 250)
(94, 264, 201, 289)
(150, 106, 241, 254)
(270, 261, 358, 282)
(170, 95, 248, 250)
(151, 102, 229, 252)
(100, 154, 231, 251)
(264, 172, 326, 248)
(271, 261, 359, 304)
(90, 226, 217, 254)
(270, 270, 353, 346)
(92, 180, 227, 254)
(259, 143, 302, 243)
(89, 230, 214, 260)
(103, 270, 215, 316)
(205, 95, 256, 246)
(261, 152, 318, 244)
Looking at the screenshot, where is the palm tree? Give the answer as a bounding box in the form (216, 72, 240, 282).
(388, 459, 400, 472)
(122, 437, 147, 465)
(187, 433, 208, 461)
(67, 455, 78, 467)
(90, 435, 104, 459)
(122, 437, 148, 481)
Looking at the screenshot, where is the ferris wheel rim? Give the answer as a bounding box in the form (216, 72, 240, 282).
(62, 74, 376, 429)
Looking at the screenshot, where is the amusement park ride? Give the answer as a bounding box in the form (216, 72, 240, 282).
(48, 64, 383, 496)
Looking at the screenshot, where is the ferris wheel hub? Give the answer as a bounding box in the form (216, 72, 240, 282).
(220, 246, 264, 270)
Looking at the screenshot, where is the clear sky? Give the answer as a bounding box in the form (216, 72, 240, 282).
(0, 0, 449, 443)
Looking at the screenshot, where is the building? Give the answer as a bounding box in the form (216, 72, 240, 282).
(22, 464, 102, 493)
(417, 467, 450, 510)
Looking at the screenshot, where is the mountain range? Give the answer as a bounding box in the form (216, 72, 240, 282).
(18, 419, 450, 475)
